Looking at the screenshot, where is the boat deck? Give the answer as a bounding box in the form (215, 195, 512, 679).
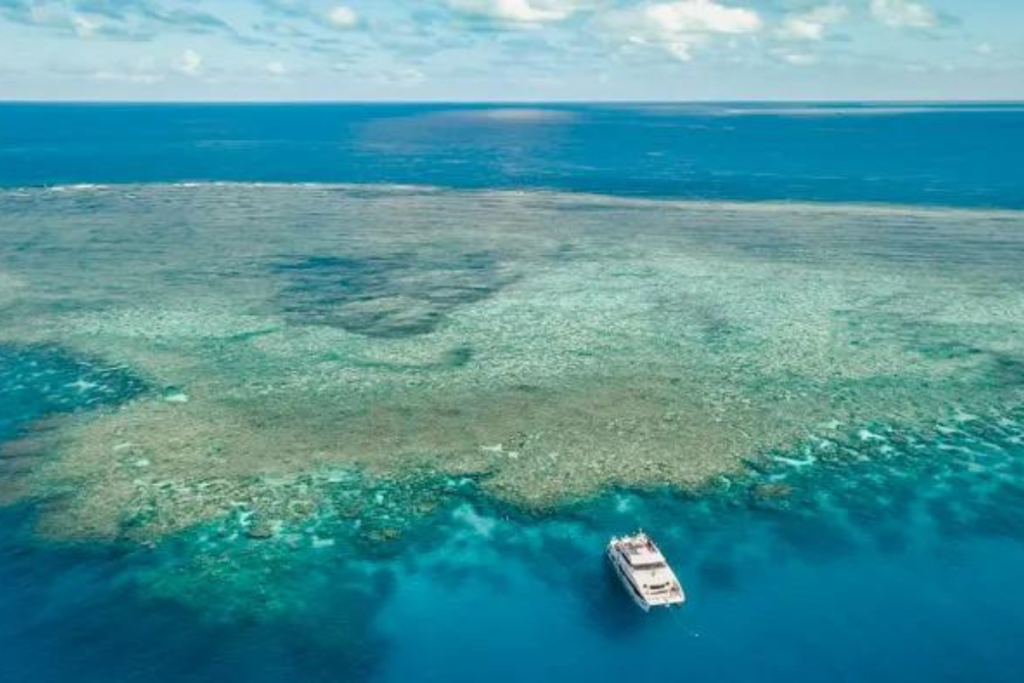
(608, 532, 686, 610)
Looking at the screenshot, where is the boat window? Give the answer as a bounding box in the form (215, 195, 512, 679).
(634, 562, 666, 570)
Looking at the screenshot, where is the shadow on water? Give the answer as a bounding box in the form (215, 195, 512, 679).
(577, 560, 656, 639)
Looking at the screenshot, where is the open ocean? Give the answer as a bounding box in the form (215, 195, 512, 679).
(1, 102, 1024, 683)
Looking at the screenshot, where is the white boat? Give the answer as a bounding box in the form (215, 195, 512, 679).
(607, 531, 685, 611)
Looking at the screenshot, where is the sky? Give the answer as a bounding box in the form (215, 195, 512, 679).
(0, 0, 1021, 101)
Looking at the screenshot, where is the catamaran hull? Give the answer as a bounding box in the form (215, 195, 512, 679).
(608, 547, 654, 611)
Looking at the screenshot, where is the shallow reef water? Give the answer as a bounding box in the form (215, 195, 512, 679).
(3, 401, 1024, 682)
(1, 184, 1024, 538)
(1, 183, 1024, 680)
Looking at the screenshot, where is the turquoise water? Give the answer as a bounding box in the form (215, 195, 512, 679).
(1, 103, 1024, 682)
(4, 386, 1024, 681)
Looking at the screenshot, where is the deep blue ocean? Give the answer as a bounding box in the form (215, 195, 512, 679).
(2, 103, 1024, 683)
(2, 102, 1023, 208)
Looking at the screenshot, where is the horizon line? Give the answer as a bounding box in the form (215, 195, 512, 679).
(2, 98, 1024, 106)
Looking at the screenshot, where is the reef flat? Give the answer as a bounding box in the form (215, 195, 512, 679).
(1, 183, 1023, 544)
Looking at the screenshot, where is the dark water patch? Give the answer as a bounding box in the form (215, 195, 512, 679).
(990, 353, 1024, 388)
(0, 344, 148, 440)
(651, 293, 748, 348)
(677, 204, 1024, 281)
(0, 506, 388, 683)
(969, 481, 1024, 540)
(335, 343, 477, 373)
(694, 557, 741, 591)
(765, 507, 860, 559)
(226, 328, 281, 343)
(580, 564, 659, 640)
(838, 310, 944, 352)
(417, 548, 516, 596)
(442, 344, 474, 369)
(270, 252, 514, 338)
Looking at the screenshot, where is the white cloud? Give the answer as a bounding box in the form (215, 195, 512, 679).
(384, 67, 427, 87)
(332, 64, 427, 87)
(445, 0, 587, 24)
(609, 1, 762, 62)
(71, 14, 101, 38)
(176, 49, 203, 77)
(777, 4, 847, 41)
(870, 0, 937, 29)
(779, 52, 819, 66)
(975, 42, 993, 56)
(326, 5, 358, 28)
(8, 1, 231, 42)
(266, 61, 288, 76)
(28, 3, 59, 26)
(92, 70, 164, 85)
(90, 58, 164, 85)
(644, 0, 762, 34)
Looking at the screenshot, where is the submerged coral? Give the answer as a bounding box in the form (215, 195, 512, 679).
(1, 184, 1023, 542)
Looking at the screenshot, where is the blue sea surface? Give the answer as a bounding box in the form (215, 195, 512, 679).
(2, 103, 1024, 682)
(1, 102, 1023, 208)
